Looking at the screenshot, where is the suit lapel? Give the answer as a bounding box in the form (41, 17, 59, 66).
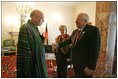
(78, 30, 85, 41)
(74, 25, 88, 46)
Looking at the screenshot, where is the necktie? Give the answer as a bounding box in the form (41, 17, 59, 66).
(73, 30, 81, 45)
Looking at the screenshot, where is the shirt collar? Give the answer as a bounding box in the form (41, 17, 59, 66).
(78, 25, 85, 31)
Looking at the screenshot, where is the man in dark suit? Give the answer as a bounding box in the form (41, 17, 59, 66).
(52, 13, 101, 78)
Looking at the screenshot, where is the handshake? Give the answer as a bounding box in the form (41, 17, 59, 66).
(51, 43, 59, 50)
(44, 43, 59, 53)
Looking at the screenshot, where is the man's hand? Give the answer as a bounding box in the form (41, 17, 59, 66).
(83, 67, 93, 76)
(51, 43, 58, 50)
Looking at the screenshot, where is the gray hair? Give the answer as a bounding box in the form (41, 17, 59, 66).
(77, 13, 89, 22)
(59, 25, 67, 31)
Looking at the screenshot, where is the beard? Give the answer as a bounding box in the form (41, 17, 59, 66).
(36, 21, 43, 26)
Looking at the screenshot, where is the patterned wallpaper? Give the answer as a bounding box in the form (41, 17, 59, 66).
(93, 1, 117, 78)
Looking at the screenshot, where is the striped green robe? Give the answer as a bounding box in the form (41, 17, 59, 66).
(17, 20, 48, 78)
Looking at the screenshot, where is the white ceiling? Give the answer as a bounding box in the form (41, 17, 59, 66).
(10, 2, 81, 9)
(48, 2, 80, 8)
(31, 2, 80, 9)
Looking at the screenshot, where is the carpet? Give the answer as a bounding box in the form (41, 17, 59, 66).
(1, 55, 74, 78)
(1, 55, 16, 78)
